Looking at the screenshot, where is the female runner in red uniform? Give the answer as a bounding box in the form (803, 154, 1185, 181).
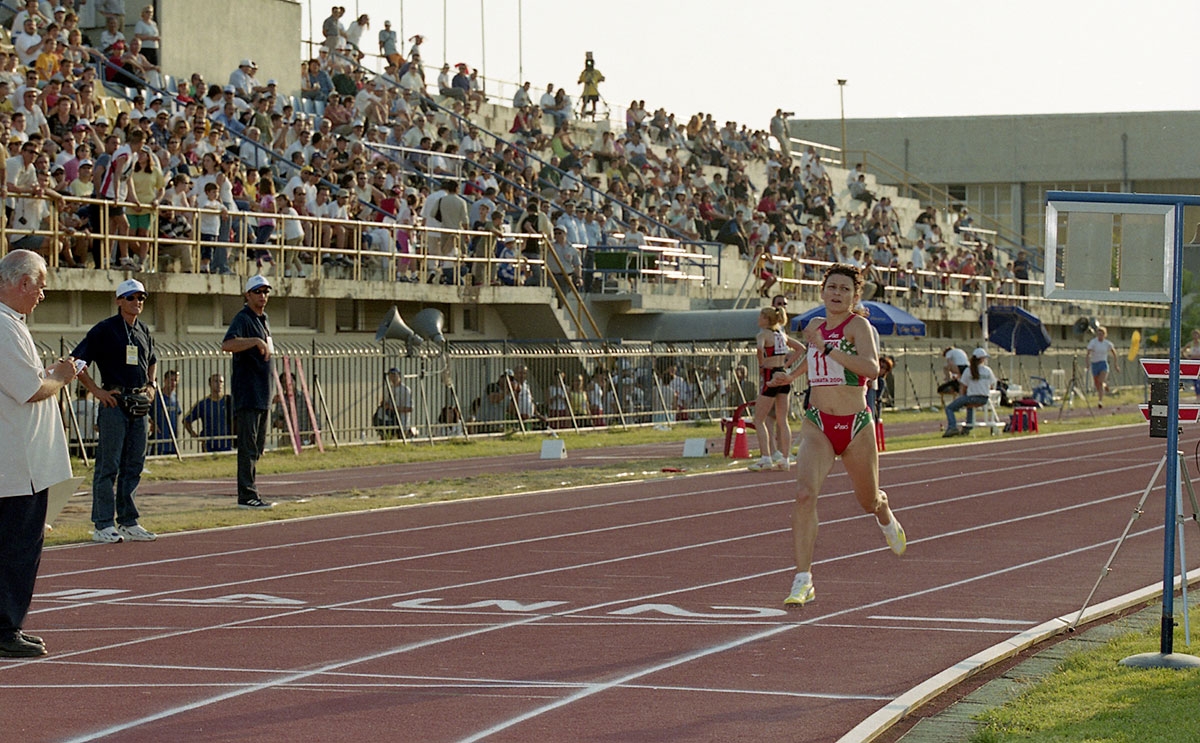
(748, 305, 804, 471)
(768, 264, 906, 606)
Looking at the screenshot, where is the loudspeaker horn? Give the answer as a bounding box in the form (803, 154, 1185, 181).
(374, 306, 423, 347)
(1072, 316, 1099, 337)
(410, 308, 446, 346)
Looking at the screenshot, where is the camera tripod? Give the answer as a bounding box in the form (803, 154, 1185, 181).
(1058, 358, 1094, 420)
(1067, 450, 1200, 645)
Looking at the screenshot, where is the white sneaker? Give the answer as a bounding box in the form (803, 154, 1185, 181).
(771, 451, 786, 469)
(784, 574, 815, 607)
(747, 456, 772, 472)
(117, 524, 157, 542)
(92, 526, 123, 544)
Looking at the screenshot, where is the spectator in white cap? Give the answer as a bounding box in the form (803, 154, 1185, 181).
(943, 347, 996, 437)
(71, 276, 159, 544)
(221, 275, 276, 510)
(229, 59, 266, 101)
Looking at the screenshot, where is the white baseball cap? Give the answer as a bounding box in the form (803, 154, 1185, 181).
(245, 275, 271, 293)
(972, 347, 990, 359)
(115, 278, 146, 298)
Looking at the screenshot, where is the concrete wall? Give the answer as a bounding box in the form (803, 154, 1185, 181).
(792, 111, 1200, 185)
(160, 0, 302, 100)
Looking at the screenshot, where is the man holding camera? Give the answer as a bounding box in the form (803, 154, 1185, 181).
(72, 279, 158, 544)
(770, 109, 792, 162)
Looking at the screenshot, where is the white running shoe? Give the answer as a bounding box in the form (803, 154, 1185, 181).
(92, 526, 123, 544)
(771, 451, 786, 469)
(747, 456, 772, 472)
(117, 524, 157, 542)
(784, 574, 815, 607)
(879, 502, 907, 556)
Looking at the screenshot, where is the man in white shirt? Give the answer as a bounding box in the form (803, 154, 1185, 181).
(0, 249, 78, 658)
(9, 0, 48, 36)
(12, 17, 45, 67)
(512, 81, 532, 109)
(282, 129, 314, 165)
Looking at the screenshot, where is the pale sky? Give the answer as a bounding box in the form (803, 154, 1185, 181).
(303, 0, 1200, 129)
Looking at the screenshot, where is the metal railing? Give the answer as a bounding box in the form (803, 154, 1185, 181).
(42, 334, 1147, 462)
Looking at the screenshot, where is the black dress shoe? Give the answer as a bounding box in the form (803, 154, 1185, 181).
(19, 632, 44, 646)
(0, 634, 47, 658)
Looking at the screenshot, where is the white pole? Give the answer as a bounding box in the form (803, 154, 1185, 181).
(480, 0, 486, 85)
(442, 0, 448, 66)
(518, 0, 524, 82)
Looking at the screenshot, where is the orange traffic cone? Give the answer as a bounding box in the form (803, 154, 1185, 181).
(732, 421, 751, 458)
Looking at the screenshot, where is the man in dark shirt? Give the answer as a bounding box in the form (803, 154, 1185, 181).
(72, 278, 158, 543)
(221, 275, 275, 509)
(183, 373, 233, 453)
(1012, 250, 1032, 296)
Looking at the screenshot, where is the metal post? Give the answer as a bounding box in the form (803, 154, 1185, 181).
(837, 79, 847, 166)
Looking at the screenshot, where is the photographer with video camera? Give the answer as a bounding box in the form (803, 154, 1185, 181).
(72, 279, 159, 544)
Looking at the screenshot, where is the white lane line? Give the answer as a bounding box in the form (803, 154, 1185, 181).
(3, 679, 891, 703)
(869, 615, 1033, 625)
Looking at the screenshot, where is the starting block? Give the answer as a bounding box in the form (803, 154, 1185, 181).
(682, 438, 709, 458)
(540, 439, 567, 459)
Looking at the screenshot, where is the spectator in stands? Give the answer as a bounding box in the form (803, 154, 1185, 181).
(548, 225, 582, 290)
(15, 88, 48, 141)
(345, 14, 370, 62)
(451, 63, 472, 107)
(98, 15, 124, 57)
(229, 59, 264, 101)
(436, 64, 461, 103)
(715, 210, 749, 256)
(1012, 249, 1031, 296)
(46, 96, 76, 149)
(578, 56, 604, 119)
(13, 17, 47, 68)
(132, 5, 159, 66)
(321, 6, 347, 55)
(513, 80, 532, 109)
(848, 174, 875, 210)
(97, 0, 127, 24)
(119, 38, 159, 91)
(379, 20, 400, 66)
(9, 0, 49, 35)
(953, 208, 974, 238)
(301, 58, 334, 102)
(126, 147, 163, 268)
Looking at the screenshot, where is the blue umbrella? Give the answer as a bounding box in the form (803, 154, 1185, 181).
(790, 300, 927, 336)
(985, 306, 1052, 355)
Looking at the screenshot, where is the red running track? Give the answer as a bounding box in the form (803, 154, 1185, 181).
(4, 424, 1197, 742)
